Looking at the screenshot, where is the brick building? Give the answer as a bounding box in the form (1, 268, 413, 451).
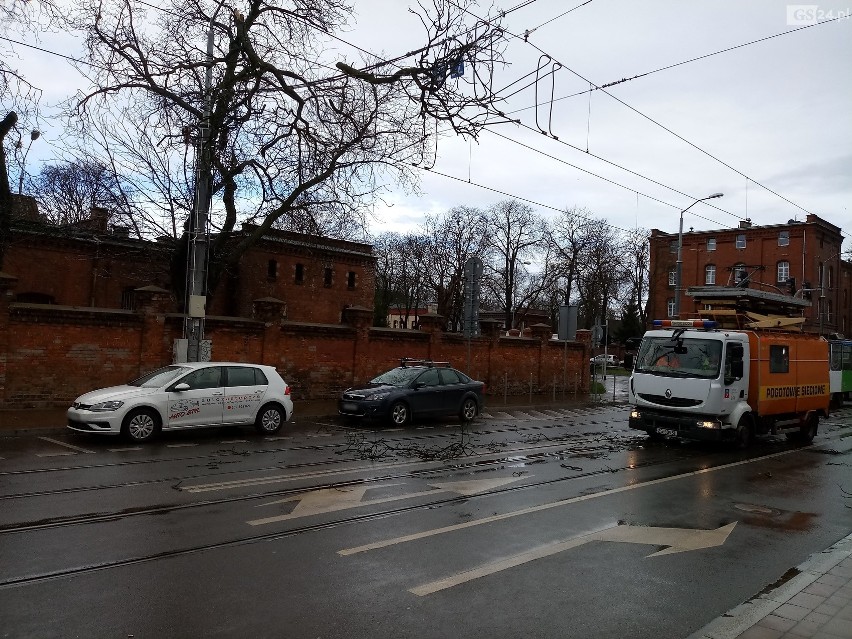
(3, 196, 375, 323)
(648, 214, 851, 335)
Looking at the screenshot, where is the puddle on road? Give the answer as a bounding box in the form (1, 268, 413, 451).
(733, 503, 818, 532)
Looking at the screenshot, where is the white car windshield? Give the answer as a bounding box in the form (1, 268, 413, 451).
(129, 366, 191, 388)
(634, 337, 722, 379)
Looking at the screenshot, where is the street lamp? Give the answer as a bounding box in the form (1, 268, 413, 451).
(17, 129, 40, 194)
(674, 192, 723, 318)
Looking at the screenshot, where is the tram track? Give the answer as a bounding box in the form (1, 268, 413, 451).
(0, 412, 627, 499)
(0, 440, 744, 589)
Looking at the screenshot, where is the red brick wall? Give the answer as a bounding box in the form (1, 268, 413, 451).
(0, 282, 590, 408)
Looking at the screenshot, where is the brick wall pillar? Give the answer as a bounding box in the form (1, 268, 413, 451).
(0, 272, 18, 404)
(531, 323, 552, 389)
(135, 285, 172, 374)
(342, 305, 374, 385)
(253, 297, 286, 366)
(417, 313, 445, 361)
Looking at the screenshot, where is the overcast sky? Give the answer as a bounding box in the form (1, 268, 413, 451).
(12, 0, 852, 243)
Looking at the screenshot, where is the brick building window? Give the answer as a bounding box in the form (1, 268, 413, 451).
(323, 267, 333, 288)
(16, 292, 54, 304)
(828, 266, 834, 289)
(347, 271, 356, 289)
(733, 263, 747, 285)
(669, 240, 677, 253)
(267, 259, 278, 279)
(706, 238, 716, 251)
(295, 263, 304, 284)
(668, 270, 675, 286)
(778, 231, 789, 246)
(777, 261, 790, 283)
(667, 298, 675, 317)
(705, 264, 716, 285)
(121, 287, 136, 310)
(736, 234, 746, 249)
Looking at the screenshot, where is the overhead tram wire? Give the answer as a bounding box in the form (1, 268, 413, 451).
(503, 17, 851, 117)
(446, 0, 845, 219)
(482, 124, 731, 228)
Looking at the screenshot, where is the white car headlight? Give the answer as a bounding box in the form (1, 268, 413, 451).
(366, 392, 391, 401)
(88, 400, 125, 412)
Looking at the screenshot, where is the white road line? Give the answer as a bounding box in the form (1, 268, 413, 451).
(410, 534, 597, 596)
(108, 447, 143, 452)
(338, 448, 797, 557)
(36, 452, 76, 457)
(38, 437, 95, 454)
(219, 439, 248, 444)
(166, 443, 198, 448)
(264, 436, 291, 441)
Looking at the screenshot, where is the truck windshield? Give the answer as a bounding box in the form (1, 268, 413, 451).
(634, 337, 722, 379)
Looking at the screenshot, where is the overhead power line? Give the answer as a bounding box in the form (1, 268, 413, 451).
(447, 0, 846, 220)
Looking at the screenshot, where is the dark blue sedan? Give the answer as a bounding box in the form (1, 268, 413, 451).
(338, 359, 485, 426)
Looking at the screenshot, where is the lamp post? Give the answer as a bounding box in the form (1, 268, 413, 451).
(674, 192, 723, 318)
(185, 1, 228, 362)
(17, 130, 40, 194)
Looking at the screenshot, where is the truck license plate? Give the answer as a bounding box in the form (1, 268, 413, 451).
(656, 428, 677, 437)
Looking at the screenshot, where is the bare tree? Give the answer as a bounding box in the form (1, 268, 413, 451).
(483, 199, 546, 329)
(28, 159, 131, 226)
(420, 206, 490, 329)
(618, 227, 651, 326)
(546, 207, 600, 306)
(574, 219, 622, 328)
(66, 0, 508, 304)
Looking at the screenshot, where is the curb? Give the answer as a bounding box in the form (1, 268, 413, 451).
(687, 532, 852, 639)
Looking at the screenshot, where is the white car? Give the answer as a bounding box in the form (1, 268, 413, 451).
(67, 362, 294, 442)
(590, 354, 619, 366)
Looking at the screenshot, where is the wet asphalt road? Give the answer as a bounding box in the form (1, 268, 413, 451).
(1, 400, 851, 639)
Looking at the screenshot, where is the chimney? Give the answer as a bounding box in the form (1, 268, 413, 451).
(9, 194, 40, 221)
(90, 206, 110, 232)
(111, 225, 130, 238)
(739, 219, 752, 229)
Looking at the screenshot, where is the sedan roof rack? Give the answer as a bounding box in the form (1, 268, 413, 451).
(399, 358, 451, 368)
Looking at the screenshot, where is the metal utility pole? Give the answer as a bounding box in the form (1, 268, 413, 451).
(185, 2, 228, 362)
(674, 192, 723, 318)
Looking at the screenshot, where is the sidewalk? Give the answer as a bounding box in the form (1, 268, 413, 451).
(689, 533, 852, 639)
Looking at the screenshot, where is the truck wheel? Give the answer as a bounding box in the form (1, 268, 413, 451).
(798, 414, 818, 444)
(734, 418, 754, 449)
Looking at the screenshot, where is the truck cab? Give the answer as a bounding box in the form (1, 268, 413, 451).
(628, 319, 828, 447)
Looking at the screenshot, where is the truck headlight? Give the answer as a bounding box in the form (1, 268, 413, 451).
(630, 409, 641, 419)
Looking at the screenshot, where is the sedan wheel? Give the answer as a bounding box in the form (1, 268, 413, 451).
(389, 401, 410, 426)
(460, 398, 477, 422)
(255, 403, 284, 434)
(122, 408, 160, 443)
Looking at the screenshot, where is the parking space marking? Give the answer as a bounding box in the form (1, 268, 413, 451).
(37, 437, 95, 454)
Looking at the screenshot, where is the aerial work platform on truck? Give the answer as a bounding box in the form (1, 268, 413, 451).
(686, 285, 811, 331)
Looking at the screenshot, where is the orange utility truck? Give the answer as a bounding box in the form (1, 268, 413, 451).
(628, 319, 829, 447)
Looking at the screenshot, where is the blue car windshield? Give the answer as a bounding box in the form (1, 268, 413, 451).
(370, 367, 424, 387)
(129, 366, 191, 388)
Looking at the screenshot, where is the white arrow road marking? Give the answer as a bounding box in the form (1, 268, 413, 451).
(247, 476, 527, 526)
(594, 521, 737, 557)
(338, 449, 795, 557)
(409, 522, 738, 596)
